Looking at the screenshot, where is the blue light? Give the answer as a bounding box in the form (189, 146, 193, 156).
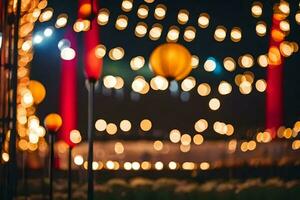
(206, 57, 223, 75)
(33, 34, 43, 44)
(44, 27, 53, 37)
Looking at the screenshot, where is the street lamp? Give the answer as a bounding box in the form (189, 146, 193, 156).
(44, 113, 62, 200)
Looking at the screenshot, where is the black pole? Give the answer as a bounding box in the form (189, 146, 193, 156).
(67, 146, 72, 200)
(49, 132, 55, 200)
(87, 81, 94, 200)
(7, 0, 22, 199)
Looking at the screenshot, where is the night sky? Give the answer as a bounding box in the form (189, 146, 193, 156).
(31, 0, 300, 141)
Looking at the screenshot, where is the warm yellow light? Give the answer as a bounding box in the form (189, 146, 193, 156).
(153, 140, 163, 151)
(181, 134, 191, 146)
(198, 13, 210, 28)
(106, 123, 118, 135)
(132, 76, 147, 93)
(114, 142, 124, 154)
(124, 162, 132, 170)
(214, 26, 227, 42)
(223, 57, 236, 71)
(180, 144, 190, 153)
(239, 54, 254, 68)
(247, 140, 256, 151)
(97, 9, 110, 25)
(166, 26, 180, 42)
(194, 119, 208, 133)
(137, 5, 149, 19)
(55, 14, 68, 28)
(251, 2, 263, 17)
(168, 161, 178, 170)
(149, 23, 163, 40)
(115, 15, 128, 30)
(135, 22, 148, 37)
(279, 20, 290, 32)
(181, 76, 196, 92)
(280, 42, 293, 57)
(200, 162, 210, 170)
(226, 124, 234, 136)
(183, 26, 196, 42)
(257, 54, 268, 67)
(255, 79, 267, 92)
(292, 140, 300, 150)
(296, 12, 300, 25)
(70, 129, 82, 144)
(22, 40, 32, 52)
(95, 44, 106, 58)
(39, 8, 53, 22)
(60, 47, 76, 60)
(193, 134, 204, 145)
(115, 77, 124, 89)
(256, 21, 267, 36)
(154, 4, 167, 20)
(74, 155, 84, 166)
(106, 160, 115, 170)
(228, 139, 237, 153)
(130, 56, 145, 70)
(103, 75, 117, 89)
(239, 80, 252, 95)
(197, 83, 211, 96)
(240, 142, 248, 152)
(230, 27, 242, 42)
(209, 98, 220, 111)
(29, 133, 39, 144)
(121, 0, 133, 12)
(154, 161, 164, 170)
(191, 55, 199, 68)
(95, 119, 107, 132)
(92, 161, 99, 170)
(141, 161, 151, 170)
(278, 1, 290, 15)
(150, 76, 168, 91)
(140, 119, 152, 131)
(204, 59, 216, 72)
(2, 152, 9, 162)
(218, 81, 232, 95)
(132, 162, 140, 170)
(182, 162, 195, 170)
(109, 47, 124, 60)
(120, 120, 131, 132)
(169, 129, 181, 143)
(177, 9, 189, 25)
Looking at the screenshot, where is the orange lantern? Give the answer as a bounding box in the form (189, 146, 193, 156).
(44, 113, 63, 132)
(28, 80, 46, 104)
(149, 43, 192, 80)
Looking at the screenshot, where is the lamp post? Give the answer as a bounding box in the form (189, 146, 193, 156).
(44, 113, 62, 200)
(78, 0, 102, 198)
(68, 130, 82, 200)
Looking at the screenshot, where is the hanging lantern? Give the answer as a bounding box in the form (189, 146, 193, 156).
(44, 113, 63, 132)
(28, 80, 46, 104)
(149, 43, 192, 80)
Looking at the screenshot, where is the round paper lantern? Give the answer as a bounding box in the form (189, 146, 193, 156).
(28, 80, 46, 104)
(44, 113, 63, 132)
(149, 43, 192, 80)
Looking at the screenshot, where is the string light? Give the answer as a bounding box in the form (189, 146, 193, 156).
(214, 26, 227, 42)
(177, 9, 189, 25)
(137, 5, 149, 19)
(97, 9, 110, 25)
(115, 15, 128, 30)
(154, 4, 167, 20)
(198, 13, 210, 28)
(121, 0, 133, 12)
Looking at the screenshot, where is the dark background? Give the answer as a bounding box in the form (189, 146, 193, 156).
(30, 0, 300, 141)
